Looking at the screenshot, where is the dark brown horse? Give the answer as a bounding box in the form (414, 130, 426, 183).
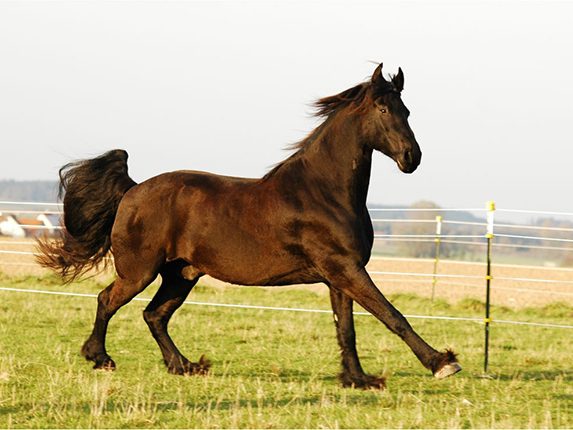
(38, 63, 460, 389)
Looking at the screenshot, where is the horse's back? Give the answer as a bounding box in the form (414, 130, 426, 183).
(112, 169, 262, 253)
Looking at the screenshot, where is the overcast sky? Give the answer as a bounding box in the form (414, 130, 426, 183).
(1, 1, 572, 217)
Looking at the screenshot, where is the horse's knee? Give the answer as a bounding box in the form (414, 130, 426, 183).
(143, 308, 158, 324)
(143, 308, 165, 330)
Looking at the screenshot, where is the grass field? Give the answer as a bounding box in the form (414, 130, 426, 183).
(0, 273, 572, 428)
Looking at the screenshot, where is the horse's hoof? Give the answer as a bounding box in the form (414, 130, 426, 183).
(168, 355, 211, 376)
(93, 357, 116, 372)
(340, 373, 386, 390)
(434, 362, 462, 379)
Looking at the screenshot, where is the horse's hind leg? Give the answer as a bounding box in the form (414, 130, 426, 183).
(81, 272, 158, 370)
(329, 288, 385, 389)
(143, 261, 210, 376)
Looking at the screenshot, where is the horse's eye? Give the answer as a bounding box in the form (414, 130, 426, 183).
(380, 108, 387, 114)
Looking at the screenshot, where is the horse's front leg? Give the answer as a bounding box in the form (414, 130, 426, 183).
(329, 288, 386, 389)
(327, 267, 461, 379)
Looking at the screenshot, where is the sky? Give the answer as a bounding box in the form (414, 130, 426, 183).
(1, 1, 572, 218)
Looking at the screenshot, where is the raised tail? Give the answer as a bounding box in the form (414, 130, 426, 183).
(36, 149, 137, 282)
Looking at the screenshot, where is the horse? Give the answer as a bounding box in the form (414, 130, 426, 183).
(37, 63, 461, 389)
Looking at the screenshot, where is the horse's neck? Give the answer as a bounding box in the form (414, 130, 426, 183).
(278, 114, 373, 211)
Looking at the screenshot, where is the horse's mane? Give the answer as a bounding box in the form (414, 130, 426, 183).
(314, 72, 400, 118)
(263, 75, 399, 179)
(313, 82, 370, 118)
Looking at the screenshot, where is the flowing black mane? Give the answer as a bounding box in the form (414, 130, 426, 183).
(263, 73, 402, 179)
(315, 71, 402, 118)
(314, 83, 370, 118)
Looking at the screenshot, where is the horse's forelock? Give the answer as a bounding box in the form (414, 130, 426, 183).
(315, 78, 402, 119)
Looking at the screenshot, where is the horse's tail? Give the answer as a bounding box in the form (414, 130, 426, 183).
(36, 149, 137, 283)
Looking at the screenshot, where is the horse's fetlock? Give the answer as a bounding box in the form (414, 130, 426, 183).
(429, 349, 459, 374)
(81, 340, 101, 360)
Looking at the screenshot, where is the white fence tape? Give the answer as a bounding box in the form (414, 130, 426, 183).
(0, 286, 571, 329)
(497, 208, 573, 217)
(1, 202, 572, 303)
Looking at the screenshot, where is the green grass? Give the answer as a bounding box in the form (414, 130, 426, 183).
(0, 274, 571, 428)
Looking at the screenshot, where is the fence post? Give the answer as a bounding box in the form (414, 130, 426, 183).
(431, 215, 442, 302)
(484, 200, 495, 373)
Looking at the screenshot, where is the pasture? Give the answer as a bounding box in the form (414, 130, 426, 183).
(0, 272, 571, 428)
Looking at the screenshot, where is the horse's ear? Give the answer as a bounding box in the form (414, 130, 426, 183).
(392, 67, 404, 92)
(371, 63, 387, 86)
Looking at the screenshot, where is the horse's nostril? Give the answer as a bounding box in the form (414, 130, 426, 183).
(405, 149, 413, 164)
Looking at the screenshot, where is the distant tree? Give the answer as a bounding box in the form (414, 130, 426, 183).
(560, 253, 573, 268)
(393, 200, 442, 258)
(534, 218, 573, 265)
(0, 180, 58, 202)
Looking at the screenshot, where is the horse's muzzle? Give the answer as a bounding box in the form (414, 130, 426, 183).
(397, 147, 421, 174)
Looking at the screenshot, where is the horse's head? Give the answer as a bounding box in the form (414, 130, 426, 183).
(363, 63, 421, 173)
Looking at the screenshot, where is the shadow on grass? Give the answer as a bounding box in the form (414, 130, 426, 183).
(158, 388, 385, 412)
(490, 369, 573, 382)
(3, 392, 385, 423)
(0, 406, 18, 416)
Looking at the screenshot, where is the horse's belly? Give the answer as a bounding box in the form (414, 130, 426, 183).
(208, 266, 321, 287)
(184, 241, 320, 286)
